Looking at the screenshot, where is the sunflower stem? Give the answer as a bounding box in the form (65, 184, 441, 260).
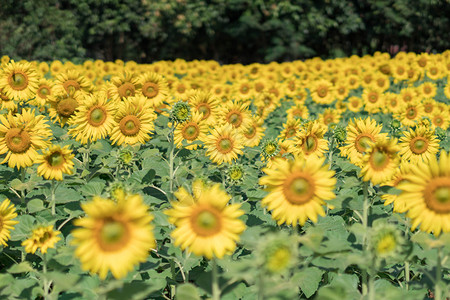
(327, 135, 334, 170)
(50, 180, 56, 216)
(435, 247, 443, 300)
(211, 259, 221, 300)
(42, 253, 50, 300)
(404, 260, 410, 290)
(361, 180, 370, 297)
(170, 259, 177, 299)
(168, 125, 176, 200)
(257, 271, 265, 300)
(20, 167, 26, 203)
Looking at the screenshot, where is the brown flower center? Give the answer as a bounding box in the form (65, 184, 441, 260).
(303, 135, 318, 154)
(46, 151, 64, 168)
(406, 107, 417, 119)
(5, 128, 31, 153)
(216, 137, 233, 154)
(369, 149, 390, 170)
(317, 87, 327, 98)
(88, 106, 107, 127)
(56, 97, 78, 118)
(182, 123, 200, 140)
(190, 206, 222, 236)
(283, 172, 315, 205)
(197, 104, 211, 120)
(97, 218, 130, 251)
(244, 125, 257, 139)
(63, 80, 80, 93)
(8, 72, 28, 91)
(37, 85, 51, 99)
(226, 111, 243, 128)
(118, 82, 135, 99)
(424, 177, 450, 213)
(142, 82, 159, 98)
(119, 115, 141, 136)
(409, 137, 429, 154)
(355, 134, 374, 153)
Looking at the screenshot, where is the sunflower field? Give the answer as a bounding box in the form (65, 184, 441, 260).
(0, 51, 449, 300)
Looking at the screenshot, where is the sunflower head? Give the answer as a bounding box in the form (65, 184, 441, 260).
(369, 222, 406, 262)
(227, 163, 245, 184)
(21, 225, 61, 254)
(261, 139, 280, 159)
(171, 101, 191, 123)
(107, 181, 130, 202)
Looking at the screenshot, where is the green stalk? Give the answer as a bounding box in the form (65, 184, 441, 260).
(50, 180, 56, 216)
(404, 261, 410, 290)
(168, 126, 176, 199)
(42, 254, 49, 299)
(257, 271, 265, 300)
(211, 259, 220, 300)
(361, 181, 370, 296)
(435, 247, 442, 300)
(170, 259, 176, 299)
(20, 167, 26, 203)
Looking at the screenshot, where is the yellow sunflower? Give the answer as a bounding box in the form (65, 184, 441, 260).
(242, 116, 265, 147)
(71, 194, 156, 279)
(108, 71, 141, 102)
(68, 91, 117, 144)
(293, 121, 329, 158)
(138, 72, 169, 108)
(397, 151, 450, 236)
(204, 124, 244, 165)
(399, 126, 440, 163)
(189, 90, 220, 125)
(22, 225, 61, 254)
(0, 60, 39, 101)
(259, 156, 336, 226)
(218, 100, 253, 132)
(165, 180, 245, 259)
(309, 79, 335, 104)
(319, 108, 341, 127)
(347, 96, 363, 113)
(362, 88, 384, 114)
(47, 87, 84, 127)
(286, 103, 309, 120)
(174, 111, 209, 150)
(36, 145, 75, 181)
(340, 117, 388, 167)
(430, 110, 449, 130)
(381, 161, 414, 213)
(109, 95, 156, 146)
(360, 137, 400, 185)
(0, 198, 19, 246)
(28, 78, 54, 109)
(398, 102, 424, 128)
(0, 109, 52, 169)
(54, 69, 93, 94)
(278, 118, 302, 140)
(0, 87, 17, 111)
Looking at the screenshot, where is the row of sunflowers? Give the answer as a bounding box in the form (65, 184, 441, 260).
(0, 51, 449, 299)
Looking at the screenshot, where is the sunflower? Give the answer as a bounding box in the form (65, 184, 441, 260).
(204, 124, 244, 165)
(319, 108, 341, 127)
(28, 78, 54, 109)
(381, 161, 414, 213)
(259, 156, 336, 226)
(0, 60, 39, 101)
(347, 96, 363, 113)
(54, 69, 93, 94)
(340, 117, 388, 167)
(0, 87, 17, 111)
(398, 126, 439, 163)
(108, 71, 141, 102)
(362, 88, 384, 114)
(242, 116, 265, 147)
(174, 111, 209, 150)
(430, 110, 449, 130)
(138, 72, 169, 108)
(286, 103, 309, 120)
(0, 199, 19, 246)
(47, 88, 84, 127)
(35, 145, 74, 181)
(396, 151, 450, 236)
(383, 92, 405, 114)
(109, 95, 156, 146)
(360, 137, 400, 185)
(71, 194, 156, 279)
(293, 121, 329, 158)
(165, 180, 245, 259)
(309, 79, 335, 104)
(417, 82, 437, 99)
(278, 118, 302, 140)
(68, 91, 117, 144)
(398, 102, 424, 128)
(218, 100, 252, 132)
(189, 90, 220, 125)
(22, 225, 61, 254)
(0, 109, 52, 169)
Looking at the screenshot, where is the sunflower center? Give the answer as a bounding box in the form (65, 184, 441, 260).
(409, 137, 428, 154)
(191, 207, 222, 237)
(197, 104, 211, 119)
(230, 168, 243, 181)
(303, 135, 318, 154)
(244, 125, 256, 139)
(283, 173, 315, 205)
(227, 111, 243, 127)
(10, 72, 28, 90)
(424, 178, 450, 213)
(47, 151, 64, 167)
(424, 104, 433, 113)
(56, 97, 78, 118)
(119, 115, 141, 136)
(265, 143, 278, 156)
(370, 149, 390, 170)
(368, 93, 378, 103)
(98, 220, 130, 251)
(118, 83, 135, 99)
(352, 100, 360, 107)
(5, 128, 31, 153)
(182, 123, 199, 140)
(142, 82, 159, 98)
(38, 232, 51, 244)
(266, 246, 291, 273)
(324, 115, 333, 125)
(376, 234, 396, 255)
(433, 116, 443, 126)
(406, 108, 417, 119)
(63, 80, 80, 93)
(88, 107, 107, 127)
(217, 137, 233, 154)
(317, 87, 327, 97)
(424, 87, 431, 94)
(37, 86, 50, 98)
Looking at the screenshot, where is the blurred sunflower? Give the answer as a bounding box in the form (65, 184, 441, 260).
(242, 116, 265, 147)
(138, 72, 169, 108)
(54, 69, 93, 94)
(218, 100, 252, 132)
(309, 79, 334, 104)
(189, 90, 220, 125)
(347, 96, 363, 113)
(0, 60, 38, 101)
(259, 156, 336, 226)
(36, 145, 74, 181)
(286, 103, 309, 120)
(398, 102, 424, 127)
(68, 91, 116, 144)
(165, 180, 245, 259)
(0, 87, 17, 111)
(381, 161, 414, 213)
(71, 194, 156, 279)
(48, 88, 84, 127)
(22, 225, 61, 254)
(204, 124, 244, 165)
(397, 151, 450, 236)
(108, 71, 140, 102)
(0, 198, 19, 246)
(293, 121, 329, 158)
(109, 95, 156, 146)
(29, 78, 54, 109)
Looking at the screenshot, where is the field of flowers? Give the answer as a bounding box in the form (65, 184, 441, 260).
(0, 51, 449, 300)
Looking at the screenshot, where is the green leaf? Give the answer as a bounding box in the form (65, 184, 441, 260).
(8, 262, 35, 274)
(55, 186, 83, 203)
(10, 214, 35, 241)
(79, 182, 104, 198)
(293, 267, 324, 298)
(176, 283, 201, 300)
(27, 199, 45, 213)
